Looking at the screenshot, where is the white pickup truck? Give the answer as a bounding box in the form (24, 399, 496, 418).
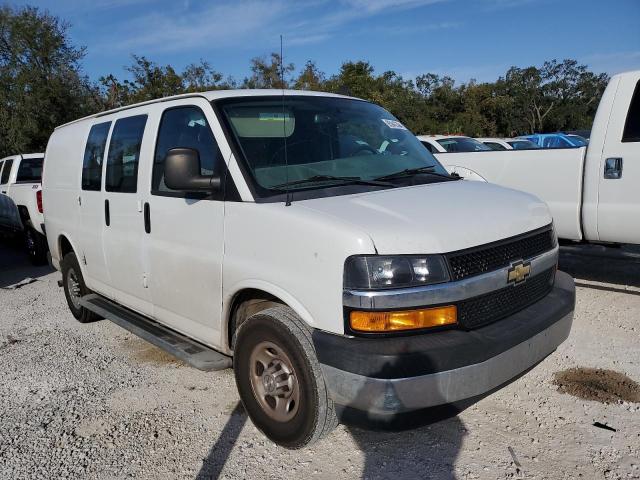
(436, 70, 640, 245)
(0, 153, 49, 264)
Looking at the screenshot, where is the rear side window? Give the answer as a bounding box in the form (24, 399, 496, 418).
(421, 141, 437, 153)
(82, 122, 111, 191)
(106, 115, 147, 193)
(622, 80, 640, 142)
(485, 142, 506, 151)
(152, 106, 223, 194)
(1, 159, 13, 184)
(16, 157, 44, 182)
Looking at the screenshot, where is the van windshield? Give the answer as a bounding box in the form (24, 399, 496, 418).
(218, 96, 451, 199)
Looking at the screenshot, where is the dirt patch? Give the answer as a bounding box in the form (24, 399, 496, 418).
(552, 367, 640, 403)
(120, 337, 184, 366)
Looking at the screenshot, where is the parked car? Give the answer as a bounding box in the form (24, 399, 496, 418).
(519, 133, 586, 148)
(477, 138, 541, 151)
(0, 153, 48, 264)
(565, 133, 589, 145)
(564, 129, 591, 141)
(436, 70, 640, 245)
(418, 135, 493, 153)
(43, 90, 575, 448)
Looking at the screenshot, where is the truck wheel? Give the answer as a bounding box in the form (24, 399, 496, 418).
(61, 252, 100, 323)
(233, 306, 338, 449)
(25, 227, 48, 265)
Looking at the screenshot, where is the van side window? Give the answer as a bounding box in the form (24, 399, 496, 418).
(152, 106, 223, 194)
(0, 162, 4, 182)
(1, 159, 13, 184)
(82, 122, 111, 191)
(622, 80, 640, 143)
(106, 115, 147, 193)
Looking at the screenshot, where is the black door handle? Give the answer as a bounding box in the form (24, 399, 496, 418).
(104, 199, 110, 226)
(144, 202, 150, 234)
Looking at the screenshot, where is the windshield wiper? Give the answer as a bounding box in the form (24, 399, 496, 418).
(374, 165, 460, 181)
(272, 175, 392, 190)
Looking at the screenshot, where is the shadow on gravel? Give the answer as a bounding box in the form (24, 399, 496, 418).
(559, 244, 640, 288)
(196, 402, 247, 480)
(341, 351, 467, 479)
(0, 235, 53, 288)
(346, 417, 465, 479)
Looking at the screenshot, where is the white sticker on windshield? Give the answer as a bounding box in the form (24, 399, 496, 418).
(382, 119, 407, 130)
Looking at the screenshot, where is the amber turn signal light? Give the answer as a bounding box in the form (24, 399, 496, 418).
(350, 305, 457, 332)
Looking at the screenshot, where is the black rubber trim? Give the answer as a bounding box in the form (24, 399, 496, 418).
(313, 271, 574, 379)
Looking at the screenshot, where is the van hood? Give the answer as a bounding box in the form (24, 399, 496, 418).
(297, 181, 552, 254)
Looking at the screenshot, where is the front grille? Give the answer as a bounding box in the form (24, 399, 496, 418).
(446, 227, 555, 281)
(456, 268, 555, 329)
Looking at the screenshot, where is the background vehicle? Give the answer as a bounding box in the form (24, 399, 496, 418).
(417, 135, 492, 153)
(519, 133, 587, 148)
(44, 90, 574, 448)
(0, 153, 48, 264)
(438, 70, 640, 245)
(565, 133, 589, 144)
(477, 138, 541, 151)
(564, 129, 592, 141)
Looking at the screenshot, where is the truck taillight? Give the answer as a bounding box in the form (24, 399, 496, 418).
(36, 190, 43, 213)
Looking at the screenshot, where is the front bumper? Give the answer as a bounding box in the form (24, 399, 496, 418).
(313, 270, 575, 416)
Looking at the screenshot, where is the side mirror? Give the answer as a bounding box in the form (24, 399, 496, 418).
(164, 148, 221, 192)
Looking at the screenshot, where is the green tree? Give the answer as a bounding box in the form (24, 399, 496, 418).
(242, 53, 294, 89)
(0, 5, 99, 156)
(293, 60, 326, 91)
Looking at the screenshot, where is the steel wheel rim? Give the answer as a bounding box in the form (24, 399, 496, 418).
(67, 268, 82, 310)
(248, 340, 300, 422)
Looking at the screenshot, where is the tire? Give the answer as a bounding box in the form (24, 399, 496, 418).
(60, 252, 101, 323)
(233, 306, 338, 449)
(25, 227, 48, 265)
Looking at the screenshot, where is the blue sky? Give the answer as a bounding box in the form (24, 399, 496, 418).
(11, 0, 640, 84)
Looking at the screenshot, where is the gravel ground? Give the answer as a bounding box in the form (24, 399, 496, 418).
(1, 238, 639, 480)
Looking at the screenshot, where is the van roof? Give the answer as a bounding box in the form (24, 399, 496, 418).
(55, 89, 357, 130)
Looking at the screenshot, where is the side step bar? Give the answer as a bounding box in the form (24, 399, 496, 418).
(80, 294, 232, 371)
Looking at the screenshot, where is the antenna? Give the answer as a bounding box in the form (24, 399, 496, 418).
(281, 34, 292, 207)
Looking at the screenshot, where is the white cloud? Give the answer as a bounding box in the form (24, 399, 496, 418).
(100, 1, 288, 53)
(91, 0, 451, 55)
(340, 0, 448, 13)
(581, 51, 640, 75)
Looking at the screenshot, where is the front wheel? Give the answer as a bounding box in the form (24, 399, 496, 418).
(233, 306, 338, 449)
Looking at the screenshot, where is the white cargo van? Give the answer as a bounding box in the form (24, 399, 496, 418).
(43, 90, 575, 448)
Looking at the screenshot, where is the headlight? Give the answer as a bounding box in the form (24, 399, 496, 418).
(344, 255, 450, 290)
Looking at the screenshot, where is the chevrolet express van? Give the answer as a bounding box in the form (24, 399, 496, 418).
(43, 90, 575, 448)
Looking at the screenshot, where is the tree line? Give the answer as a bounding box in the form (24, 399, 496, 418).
(1, 5, 609, 158)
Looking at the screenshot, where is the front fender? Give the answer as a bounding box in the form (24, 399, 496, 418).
(221, 279, 317, 354)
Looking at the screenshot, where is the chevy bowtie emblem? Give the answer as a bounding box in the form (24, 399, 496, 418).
(507, 261, 531, 285)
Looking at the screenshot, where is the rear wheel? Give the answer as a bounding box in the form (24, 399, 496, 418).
(25, 227, 48, 265)
(233, 306, 338, 449)
(61, 252, 101, 323)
